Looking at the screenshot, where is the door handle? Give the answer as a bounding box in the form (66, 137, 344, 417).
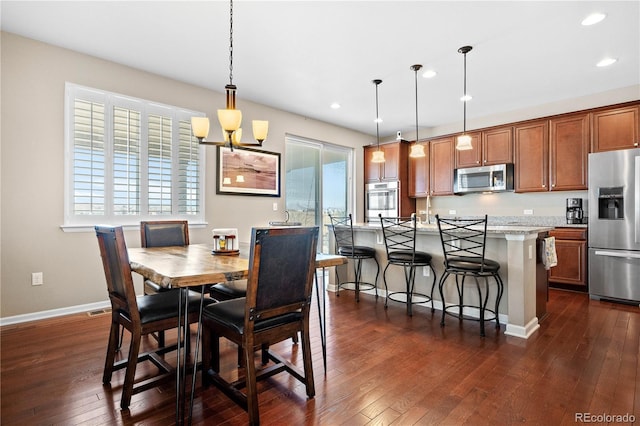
(594, 250, 640, 260)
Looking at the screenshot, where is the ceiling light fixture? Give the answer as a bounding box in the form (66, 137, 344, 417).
(409, 64, 425, 158)
(371, 79, 385, 163)
(582, 12, 606, 26)
(456, 45, 473, 151)
(190, 0, 268, 151)
(597, 57, 617, 67)
(422, 69, 437, 79)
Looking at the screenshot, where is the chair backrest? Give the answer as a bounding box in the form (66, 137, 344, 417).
(244, 226, 319, 325)
(328, 214, 355, 252)
(379, 214, 418, 259)
(95, 225, 139, 322)
(435, 214, 489, 270)
(140, 220, 189, 248)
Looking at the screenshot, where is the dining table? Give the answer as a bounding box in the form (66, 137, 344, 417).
(128, 242, 346, 425)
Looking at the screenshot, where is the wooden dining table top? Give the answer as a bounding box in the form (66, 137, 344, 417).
(128, 243, 346, 289)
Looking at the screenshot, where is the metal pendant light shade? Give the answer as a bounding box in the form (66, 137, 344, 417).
(456, 45, 473, 151)
(371, 79, 385, 163)
(409, 64, 425, 158)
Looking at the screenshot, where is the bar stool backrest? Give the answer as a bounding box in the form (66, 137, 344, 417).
(379, 214, 419, 263)
(436, 215, 490, 272)
(328, 214, 355, 254)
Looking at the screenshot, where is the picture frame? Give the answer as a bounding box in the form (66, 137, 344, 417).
(216, 146, 281, 197)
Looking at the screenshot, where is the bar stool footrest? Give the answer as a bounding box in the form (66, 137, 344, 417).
(337, 281, 376, 292)
(442, 304, 499, 323)
(387, 291, 431, 305)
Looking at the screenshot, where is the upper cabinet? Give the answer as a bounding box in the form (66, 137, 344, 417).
(591, 104, 639, 152)
(364, 142, 404, 182)
(514, 120, 549, 193)
(429, 137, 455, 196)
(549, 113, 589, 191)
(455, 126, 513, 169)
(408, 141, 429, 197)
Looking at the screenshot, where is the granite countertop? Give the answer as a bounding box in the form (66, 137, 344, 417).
(353, 222, 554, 235)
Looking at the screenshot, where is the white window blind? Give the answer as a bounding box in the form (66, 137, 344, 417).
(64, 83, 205, 229)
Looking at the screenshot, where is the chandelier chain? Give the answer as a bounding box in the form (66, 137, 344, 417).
(228, 0, 234, 85)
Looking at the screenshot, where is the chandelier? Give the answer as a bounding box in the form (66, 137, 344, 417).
(191, 0, 268, 151)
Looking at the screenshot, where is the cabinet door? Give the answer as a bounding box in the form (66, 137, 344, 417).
(550, 113, 589, 191)
(409, 142, 429, 197)
(514, 121, 549, 192)
(429, 137, 454, 196)
(548, 239, 587, 287)
(364, 145, 382, 182)
(591, 105, 639, 152)
(483, 126, 513, 165)
(382, 143, 400, 181)
(455, 132, 482, 168)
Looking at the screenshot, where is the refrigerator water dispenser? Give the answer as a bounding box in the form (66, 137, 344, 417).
(597, 187, 624, 220)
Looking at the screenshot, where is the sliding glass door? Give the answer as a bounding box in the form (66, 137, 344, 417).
(285, 135, 353, 252)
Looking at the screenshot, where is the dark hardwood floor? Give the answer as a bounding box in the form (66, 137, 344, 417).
(1, 289, 638, 425)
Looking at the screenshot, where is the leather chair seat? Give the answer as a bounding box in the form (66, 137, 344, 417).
(338, 245, 376, 258)
(203, 298, 302, 335)
(209, 281, 247, 300)
(387, 250, 432, 264)
(133, 289, 212, 324)
(447, 256, 500, 273)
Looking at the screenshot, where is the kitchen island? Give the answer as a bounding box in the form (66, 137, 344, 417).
(330, 222, 553, 339)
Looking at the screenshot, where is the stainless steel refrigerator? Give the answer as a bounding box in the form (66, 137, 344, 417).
(588, 148, 640, 305)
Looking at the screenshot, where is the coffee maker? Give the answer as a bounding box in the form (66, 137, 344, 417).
(566, 198, 584, 224)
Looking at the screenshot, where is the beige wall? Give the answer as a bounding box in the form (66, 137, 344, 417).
(0, 32, 372, 318)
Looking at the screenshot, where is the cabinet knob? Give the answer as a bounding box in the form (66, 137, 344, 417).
(542, 184, 546, 188)
(635, 142, 638, 146)
(552, 184, 556, 188)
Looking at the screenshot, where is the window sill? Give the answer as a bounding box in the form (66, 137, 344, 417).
(60, 221, 209, 233)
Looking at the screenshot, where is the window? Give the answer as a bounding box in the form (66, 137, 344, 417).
(285, 135, 353, 252)
(63, 83, 205, 230)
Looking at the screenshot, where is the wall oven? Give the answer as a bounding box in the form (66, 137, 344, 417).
(365, 181, 399, 222)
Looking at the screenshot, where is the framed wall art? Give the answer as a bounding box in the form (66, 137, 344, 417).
(216, 146, 281, 196)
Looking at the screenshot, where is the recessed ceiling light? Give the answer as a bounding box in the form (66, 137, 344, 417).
(422, 69, 437, 79)
(597, 57, 617, 67)
(582, 13, 606, 26)
(330, 102, 341, 109)
(460, 94, 472, 102)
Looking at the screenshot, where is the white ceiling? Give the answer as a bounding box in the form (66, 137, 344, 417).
(2, 1, 639, 138)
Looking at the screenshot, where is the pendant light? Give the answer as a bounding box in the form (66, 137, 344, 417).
(191, 0, 268, 151)
(371, 79, 385, 163)
(456, 45, 473, 151)
(409, 64, 426, 158)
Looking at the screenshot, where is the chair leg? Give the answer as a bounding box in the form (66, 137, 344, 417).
(372, 257, 380, 299)
(103, 318, 120, 384)
(382, 263, 392, 309)
(429, 264, 437, 313)
(301, 324, 315, 398)
(404, 265, 415, 317)
(244, 343, 260, 426)
(121, 329, 142, 409)
(354, 258, 363, 302)
(439, 272, 449, 327)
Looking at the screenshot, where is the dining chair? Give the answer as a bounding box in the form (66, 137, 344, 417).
(379, 214, 437, 316)
(200, 226, 319, 426)
(435, 214, 504, 337)
(140, 220, 190, 295)
(95, 225, 208, 409)
(328, 213, 380, 302)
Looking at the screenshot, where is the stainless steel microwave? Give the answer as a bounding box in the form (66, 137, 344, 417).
(454, 163, 514, 194)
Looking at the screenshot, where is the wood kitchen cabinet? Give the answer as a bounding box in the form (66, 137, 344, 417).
(429, 136, 455, 196)
(548, 228, 588, 291)
(408, 141, 429, 197)
(549, 113, 589, 191)
(591, 104, 639, 152)
(364, 142, 404, 182)
(455, 126, 513, 169)
(514, 120, 549, 192)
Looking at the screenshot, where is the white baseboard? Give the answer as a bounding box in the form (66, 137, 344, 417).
(0, 300, 111, 327)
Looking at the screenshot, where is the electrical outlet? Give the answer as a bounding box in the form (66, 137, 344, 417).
(272, 202, 278, 211)
(423, 267, 430, 277)
(31, 272, 43, 286)
(449, 209, 456, 215)
(524, 209, 534, 215)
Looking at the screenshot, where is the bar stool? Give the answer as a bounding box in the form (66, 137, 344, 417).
(379, 214, 436, 316)
(329, 214, 380, 302)
(435, 214, 504, 337)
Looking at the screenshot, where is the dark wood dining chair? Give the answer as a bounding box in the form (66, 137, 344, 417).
(95, 225, 206, 409)
(140, 220, 190, 295)
(201, 226, 319, 426)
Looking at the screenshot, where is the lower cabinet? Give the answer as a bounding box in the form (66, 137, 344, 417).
(548, 228, 588, 291)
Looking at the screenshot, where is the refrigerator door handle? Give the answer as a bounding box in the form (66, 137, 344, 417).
(594, 250, 640, 260)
